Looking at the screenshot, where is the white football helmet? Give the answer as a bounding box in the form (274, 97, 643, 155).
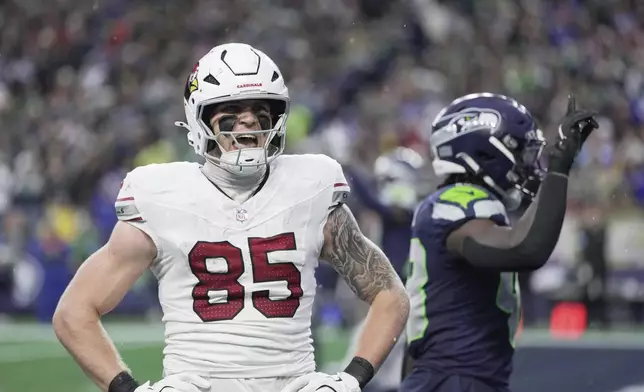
(176, 43, 290, 176)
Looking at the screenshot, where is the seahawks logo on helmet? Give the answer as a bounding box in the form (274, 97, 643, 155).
(432, 108, 501, 145)
(449, 109, 500, 134)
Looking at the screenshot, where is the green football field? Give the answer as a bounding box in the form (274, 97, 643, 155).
(3, 320, 644, 392)
(0, 321, 352, 392)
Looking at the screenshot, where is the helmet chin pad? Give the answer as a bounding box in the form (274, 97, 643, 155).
(218, 148, 266, 176)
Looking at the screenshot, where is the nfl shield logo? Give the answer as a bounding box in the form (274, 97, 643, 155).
(235, 208, 248, 223)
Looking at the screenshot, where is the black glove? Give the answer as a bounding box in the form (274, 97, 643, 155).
(547, 94, 599, 175)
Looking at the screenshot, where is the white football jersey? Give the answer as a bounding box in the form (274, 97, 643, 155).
(114, 154, 350, 378)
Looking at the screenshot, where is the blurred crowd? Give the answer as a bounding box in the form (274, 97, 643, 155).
(2, 0, 644, 325)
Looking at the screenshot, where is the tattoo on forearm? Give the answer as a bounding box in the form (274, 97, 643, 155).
(321, 205, 402, 303)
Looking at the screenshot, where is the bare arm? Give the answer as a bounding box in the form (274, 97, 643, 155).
(320, 205, 410, 370)
(446, 173, 568, 271)
(53, 221, 157, 391)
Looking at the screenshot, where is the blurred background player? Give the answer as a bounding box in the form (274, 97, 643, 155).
(52, 43, 409, 392)
(402, 93, 598, 392)
(339, 146, 429, 392)
(348, 146, 430, 278)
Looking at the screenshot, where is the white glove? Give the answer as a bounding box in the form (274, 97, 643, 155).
(135, 373, 211, 392)
(281, 372, 361, 392)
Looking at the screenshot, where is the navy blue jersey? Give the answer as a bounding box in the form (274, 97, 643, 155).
(405, 183, 521, 389)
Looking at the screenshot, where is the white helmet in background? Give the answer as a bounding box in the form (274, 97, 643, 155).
(176, 43, 290, 176)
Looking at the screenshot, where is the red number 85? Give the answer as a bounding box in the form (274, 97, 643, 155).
(188, 232, 303, 321)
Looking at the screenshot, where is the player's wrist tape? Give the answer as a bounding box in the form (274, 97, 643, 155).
(344, 356, 375, 389)
(108, 371, 140, 392)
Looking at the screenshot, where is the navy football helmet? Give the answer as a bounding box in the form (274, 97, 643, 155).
(430, 93, 545, 210)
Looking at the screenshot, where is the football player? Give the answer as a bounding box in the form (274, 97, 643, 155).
(346, 146, 428, 278)
(341, 146, 427, 392)
(402, 93, 598, 392)
(53, 43, 409, 392)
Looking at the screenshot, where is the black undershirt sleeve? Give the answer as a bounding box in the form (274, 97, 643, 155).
(460, 173, 568, 271)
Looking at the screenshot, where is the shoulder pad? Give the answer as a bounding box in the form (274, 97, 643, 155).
(433, 184, 508, 224)
(277, 154, 350, 210)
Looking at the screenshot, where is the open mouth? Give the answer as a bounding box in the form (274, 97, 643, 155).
(233, 134, 258, 149)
